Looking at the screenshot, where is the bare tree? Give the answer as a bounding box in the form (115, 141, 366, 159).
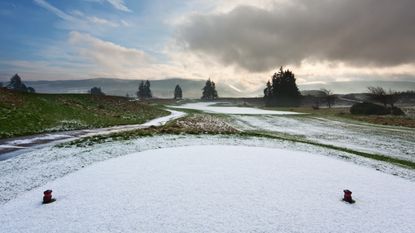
(367, 87, 399, 107)
(320, 88, 335, 108)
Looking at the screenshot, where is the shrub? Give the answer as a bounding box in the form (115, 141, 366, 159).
(350, 102, 389, 115)
(390, 107, 405, 116)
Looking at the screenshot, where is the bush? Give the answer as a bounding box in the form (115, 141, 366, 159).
(390, 107, 405, 116)
(350, 102, 389, 115)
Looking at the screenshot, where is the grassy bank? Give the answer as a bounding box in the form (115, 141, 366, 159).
(0, 89, 169, 138)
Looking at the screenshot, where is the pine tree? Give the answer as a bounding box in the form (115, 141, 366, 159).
(89, 87, 105, 95)
(6, 74, 35, 93)
(137, 80, 152, 99)
(137, 81, 145, 99)
(264, 67, 301, 106)
(201, 79, 218, 100)
(144, 80, 152, 98)
(174, 84, 183, 99)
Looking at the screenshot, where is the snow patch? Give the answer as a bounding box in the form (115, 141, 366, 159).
(170, 102, 303, 115)
(1, 146, 414, 233)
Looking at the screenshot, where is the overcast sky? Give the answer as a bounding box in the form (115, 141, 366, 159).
(0, 0, 414, 90)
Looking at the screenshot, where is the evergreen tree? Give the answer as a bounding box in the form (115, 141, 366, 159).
(137, 80, 152, 99)
(144, 80, 152, 98)
(6, 74, 35, 93)
(89, 87, 105, 95)
(174, 84, 183, 99)
(201, 79, 218, 100)
(264, 67, 301, 106)
(137, 81, 145, 99)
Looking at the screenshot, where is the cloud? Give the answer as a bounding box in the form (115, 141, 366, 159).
(34, 0, 74, 21)
(69, 31, 152, 70)
(34, 0, 128, 29)
(177, 0, 415, 72)
(106, 0, 132, 12)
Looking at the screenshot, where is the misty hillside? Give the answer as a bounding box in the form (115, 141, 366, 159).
(25, 78, 258, 98)
(300, 80, 415, 94)
(23, 78, 415, 98)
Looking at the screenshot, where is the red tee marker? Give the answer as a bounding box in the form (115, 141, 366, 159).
(343, 189, 355, 204)
(42, 190, 56, 204)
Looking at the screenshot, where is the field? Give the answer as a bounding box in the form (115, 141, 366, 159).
(0, 89, 169, 138)
(1, 100, 414, 232)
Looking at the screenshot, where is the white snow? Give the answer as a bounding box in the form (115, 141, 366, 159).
(79, 109, 186, 137)
(7, 134, 73, 145)
(231, 115, 415, 162)
(1, 146, 414, 233)
(170, 102, 303, 115)
(0, 109, 186, 153)
(141, 109, 185, 127)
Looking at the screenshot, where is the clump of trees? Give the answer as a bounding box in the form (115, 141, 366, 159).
(351, 86, 405, 116)
(174, 85, 183, 100)
(367, 86, 399, 108)
(89, 87, 105, 95)
(137, 80, 152, 99)
(6, 74, 35, 93)
(263, 67, 301, 106)
(201, 79, 218, 100)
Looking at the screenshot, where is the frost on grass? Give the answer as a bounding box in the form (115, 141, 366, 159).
(173, 114, 238, 133)
(46, 120, 88, 132)
(1, 135, 414, 205)
(170, 102, 303, 115)
(231, 115, 415, 162)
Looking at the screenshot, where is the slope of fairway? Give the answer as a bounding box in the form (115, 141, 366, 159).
(0, 89, 169, 138)
(1, 146, 414, 233)
(171, 102, 303, 115)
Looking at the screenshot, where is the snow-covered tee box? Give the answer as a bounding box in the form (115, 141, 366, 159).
(1, 146, 414, 233)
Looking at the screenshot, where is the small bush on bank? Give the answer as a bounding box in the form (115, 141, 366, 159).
(350, 102, 389, 115)
(390, 107, 405, 116)
(350, 102, 405, 116)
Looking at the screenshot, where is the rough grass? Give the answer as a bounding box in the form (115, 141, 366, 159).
(61, 112, 415, 170)
(262, 106, 415, 128)
(0, 89, 169, 138)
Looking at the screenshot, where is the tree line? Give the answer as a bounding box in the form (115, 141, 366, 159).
(2, 72, 409, 111)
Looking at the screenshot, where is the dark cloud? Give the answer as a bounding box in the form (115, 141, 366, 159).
(177, 0, 415, 72)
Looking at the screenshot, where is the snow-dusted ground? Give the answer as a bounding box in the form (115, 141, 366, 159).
(1, 135, 414, 206)
(0, 109, 185, 159)
(170, 102, 302, 115)
(1, 145, 414, 233)
(231, 115, 415, 162)
(1, 102, 414, 232)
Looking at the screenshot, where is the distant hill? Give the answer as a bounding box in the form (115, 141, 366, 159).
(22, 78, 415, 97)
(25, 78, 260, 98)
(299, 80, 415, 94)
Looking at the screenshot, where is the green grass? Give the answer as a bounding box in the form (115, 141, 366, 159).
(0, 89, 169, 138)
